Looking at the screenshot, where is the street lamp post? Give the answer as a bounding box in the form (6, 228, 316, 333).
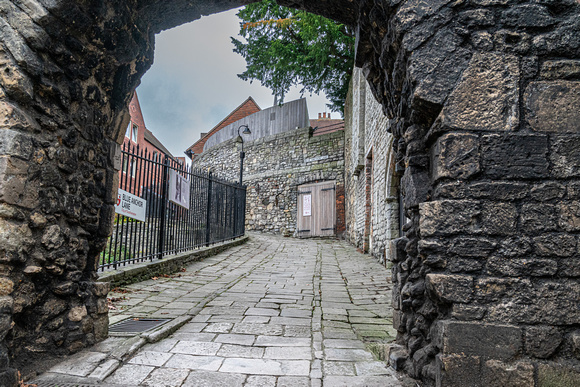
(238, 124, 251, 186)
(235, 124, 251, 237)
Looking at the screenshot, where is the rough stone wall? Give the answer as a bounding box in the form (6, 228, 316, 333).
(192, 128, 345, 236)
(0, 0, 251, 382)
(0, 1, 157, 382)
(344, 68, 399, 264)
(352, 0, 580, 385)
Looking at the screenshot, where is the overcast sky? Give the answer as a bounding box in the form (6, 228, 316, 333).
(136, 7, 332, 158)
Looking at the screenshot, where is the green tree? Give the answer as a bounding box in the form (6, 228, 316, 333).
(231, 0, 355, 114)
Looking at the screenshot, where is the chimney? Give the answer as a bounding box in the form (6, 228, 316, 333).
(323, 112, 327, 118)
(200, 132, 207, 139)
(328, 113, 331, 119)
(318, 113, 321, 119)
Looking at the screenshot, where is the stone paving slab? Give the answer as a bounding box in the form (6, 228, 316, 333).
(32, 233, 414, 386)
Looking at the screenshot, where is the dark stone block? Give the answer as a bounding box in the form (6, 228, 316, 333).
(521, 203, 559, 232)
(388, 344, 409, 371)
(469, 182, 529, 201)
(559, 201, 580, 232)
(526, 82, 580, 133)
(417, 239, 446, 256)
(541, 59, 580, 80)
(438, 321, 522, 360)
(476, 277, 533, 303)
(533, 234, 577, 257)
(402, 167, 430, 208)
(568, 182, 580, 199)
(449, 237, 496, 257)
(496, 237, 531, 261)
(434, 181, 529, 201)
(486, 280, 580, 324)
(0, 369, 18, 387)
(436, 53, 519, 132)
(486, 257, 558, 277)
(551, 135, 580, 178)
(531, 182, 566, 201)
(436, 354, 482, 387)
(559, 258, 580, 277)
(420, 200, 480, 236)
(447, 257, 483, 273)
(426, 273, 473, 303)
(451, 304, 486, 321)
(459, 9, 495, 27)
(481, 202, 517, 235)
(525, 326, 562, 358)
(502, 5, 556, 27)
(481, 360, 534, 387)
(482, 134, 549, 179)
(431, 133, 480, 181)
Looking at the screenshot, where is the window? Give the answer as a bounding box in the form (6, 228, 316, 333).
(131, 160, 137, 177)
(122, 158, 128, 173)
(125, 122, 131, 138)
(131, 124, 138, 143)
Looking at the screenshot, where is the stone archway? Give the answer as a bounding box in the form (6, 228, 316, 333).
(1, 1, 580, 386)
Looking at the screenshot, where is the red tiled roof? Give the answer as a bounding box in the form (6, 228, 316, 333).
(310, 118, 345, 136)
(185, 97, 261, 158)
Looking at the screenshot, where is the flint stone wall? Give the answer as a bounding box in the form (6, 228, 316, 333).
(191, 127, 345, 236)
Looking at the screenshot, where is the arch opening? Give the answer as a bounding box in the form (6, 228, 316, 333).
(1, 1, 580, 386)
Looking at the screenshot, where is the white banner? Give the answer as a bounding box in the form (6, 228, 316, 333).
(303, 194, 312, 216)
(115, 189, 147, 222)
(169, 169, 190, 209)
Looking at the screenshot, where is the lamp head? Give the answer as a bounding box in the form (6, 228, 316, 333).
(241, 125, 251, 135)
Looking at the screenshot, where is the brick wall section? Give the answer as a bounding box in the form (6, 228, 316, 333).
(191, 128, 345, 236)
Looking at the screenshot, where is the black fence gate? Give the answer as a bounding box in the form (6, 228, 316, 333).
(99, 143, 246, 271)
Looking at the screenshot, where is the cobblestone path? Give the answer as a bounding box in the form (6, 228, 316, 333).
(34, 233, 410, 387)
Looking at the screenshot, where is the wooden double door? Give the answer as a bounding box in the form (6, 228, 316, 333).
(296, 181, 336, 237)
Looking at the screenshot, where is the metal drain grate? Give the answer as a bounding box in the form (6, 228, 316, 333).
(109, 318, 170, 333)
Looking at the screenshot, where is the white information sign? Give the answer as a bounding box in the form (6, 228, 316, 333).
(115, 189, 147, 222)
(303, 194, 312, 217)
(169, 170, 191, 209)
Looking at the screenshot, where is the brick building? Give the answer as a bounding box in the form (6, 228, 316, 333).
(120, 92, 179, 195)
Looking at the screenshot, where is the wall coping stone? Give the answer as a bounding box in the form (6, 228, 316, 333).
(97, 236, 249, 288)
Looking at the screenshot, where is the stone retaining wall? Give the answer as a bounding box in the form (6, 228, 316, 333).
(192, 127, 345, 236)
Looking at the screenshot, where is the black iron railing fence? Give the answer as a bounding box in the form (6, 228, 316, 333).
(99, 143, 246, 271)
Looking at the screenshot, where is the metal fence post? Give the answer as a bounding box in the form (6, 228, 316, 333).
(233, 183, 238, 237)
(205, 172, 213, 247)
(241, 185, 246, 236)
(158, 156, 169, 259)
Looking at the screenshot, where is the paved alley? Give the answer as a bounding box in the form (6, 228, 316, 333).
(33, 234, 410, 387)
